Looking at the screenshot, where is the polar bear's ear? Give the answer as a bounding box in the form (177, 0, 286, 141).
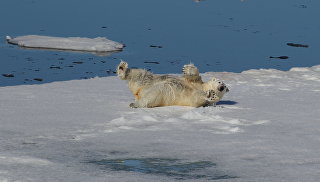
(211, 77, 217, 82)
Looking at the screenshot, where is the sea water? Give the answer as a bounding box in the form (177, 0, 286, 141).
(0, 0, 319, 86)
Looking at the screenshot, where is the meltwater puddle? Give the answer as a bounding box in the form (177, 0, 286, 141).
(86, 158, 237, 180)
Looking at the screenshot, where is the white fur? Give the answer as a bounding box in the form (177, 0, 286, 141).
(117, 61, 229, 108)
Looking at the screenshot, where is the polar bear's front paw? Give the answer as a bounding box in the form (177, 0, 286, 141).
(182, 64, 199, 76)
(206, 90, 215, 98)
(205, 90, 219, 103)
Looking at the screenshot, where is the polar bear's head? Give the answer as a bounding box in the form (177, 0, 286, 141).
(203, 77, 229, 99)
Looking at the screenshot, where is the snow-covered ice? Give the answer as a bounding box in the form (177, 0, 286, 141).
(6, 35, 124, 53)
(0, 65, 320, 181)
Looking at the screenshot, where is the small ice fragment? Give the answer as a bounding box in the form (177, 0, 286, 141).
(6, 36, 11, 40)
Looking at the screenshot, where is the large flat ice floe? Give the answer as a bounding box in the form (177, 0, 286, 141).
(0, 65, 320, 181)
(6, 35, 124, 53)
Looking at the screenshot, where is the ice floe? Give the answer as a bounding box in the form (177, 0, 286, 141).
(6, 35, 124, 53)
(0, 65, 320, 181)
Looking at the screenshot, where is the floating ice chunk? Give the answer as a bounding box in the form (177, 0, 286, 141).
(6, 35, 124, 53)
(5, 36, 11, 40)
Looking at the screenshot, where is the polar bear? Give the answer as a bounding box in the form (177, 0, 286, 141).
(117, 61, 229, 108)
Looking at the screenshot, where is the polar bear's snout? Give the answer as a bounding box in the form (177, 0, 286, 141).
(218, 84, 229, 92)
(218, 85, 225, 92)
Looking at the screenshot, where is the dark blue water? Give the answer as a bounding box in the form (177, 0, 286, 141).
(1, 0, 319, 86)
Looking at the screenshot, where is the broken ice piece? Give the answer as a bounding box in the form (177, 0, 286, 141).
(6, 35, 124, 53)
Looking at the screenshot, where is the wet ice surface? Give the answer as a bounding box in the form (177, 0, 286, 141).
(1, 0, 320, 86)
(86, 158, 236, 180)
(1, 66, 320, 181)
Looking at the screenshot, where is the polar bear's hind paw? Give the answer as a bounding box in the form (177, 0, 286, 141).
(117, 61, 129, 79)
(118, 61, 128, 71)
(129, 103, 138, 108)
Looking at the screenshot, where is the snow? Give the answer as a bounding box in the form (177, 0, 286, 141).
(0, 65, 320, 181)
(6, 35, 124, 53)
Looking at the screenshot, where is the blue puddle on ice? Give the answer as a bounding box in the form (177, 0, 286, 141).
(87, 158, 237, 180)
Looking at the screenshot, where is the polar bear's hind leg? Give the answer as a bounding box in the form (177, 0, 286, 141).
(129, 89, 163, 108)
(117, 61, 129, 80)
